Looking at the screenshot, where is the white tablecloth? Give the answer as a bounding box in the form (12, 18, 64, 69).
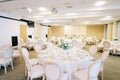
(38, 47, 93, 80)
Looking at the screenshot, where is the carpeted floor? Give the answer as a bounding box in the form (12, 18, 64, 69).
(0, 46, 120, 80)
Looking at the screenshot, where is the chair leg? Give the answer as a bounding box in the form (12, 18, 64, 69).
(19, 53, 22, 63)
(27, 76, 29, 80)
(113, 50, 116, 56)
(11, 61, 14, 69)
(42, 74, 45, 80)
(25, 66, 27, 76)
(99, 71, 104, 80)
(102, 71, 103, 80)
(4, 65, 7, 73)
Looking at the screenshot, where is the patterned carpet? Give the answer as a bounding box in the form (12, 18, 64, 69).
(0, 46, 120, 80)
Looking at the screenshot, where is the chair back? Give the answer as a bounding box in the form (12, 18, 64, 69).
(2, 47, 13, 59)
(21, 48, 29, 59)
(103, 41, 111, 50)
(25, 57, 32, 73)
(89, 45, 97, 55)
(72, 40, 77, 47)
(88, 59, 102, 80)
(34, 45, 41, 53)
(37, 39, 44, 46)
(45, 63, 61, 80)
(77, 42, 83, 50)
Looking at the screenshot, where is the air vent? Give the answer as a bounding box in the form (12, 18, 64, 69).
(0, 0, 14, 3)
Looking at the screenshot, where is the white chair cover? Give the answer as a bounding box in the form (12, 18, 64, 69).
(45, 63, 68, 80)
(100, 50, 110, 80)
(25, 57, 44, 80)
(89, 59, 102, 80)
(45, 63, 61, 80)
(34, 45, 41, 54)
(103, 41, 111, 50)
(73, 59, 102, 80)
(89, 45, 97, 56)
(0, 48, 13, 73)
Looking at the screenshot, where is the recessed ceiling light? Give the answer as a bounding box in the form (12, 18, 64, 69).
(38, 7, 47, 11)
(43, 20, 51, 23)
(33, 16, 43, 18)
(82, 21, 90, 24)
(106, 16, 112, 18)
(94, 1, 106, 6)
(66, 13, 77, 16)
(40, 11, 52, 15)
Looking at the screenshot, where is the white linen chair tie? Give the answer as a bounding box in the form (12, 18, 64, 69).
(12, 42, 22, 61)
(0, 48, 14, 73)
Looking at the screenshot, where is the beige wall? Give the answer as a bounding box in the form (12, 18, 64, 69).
(51, 25, 105, 40)
(110, 23, 113, 41)
(48, 27, 51, 41)
(34, 22, 41, 39)
(51, 26, 64, 36)
(20, 24, 27, 42)
(64, 25, 86, 35)
(86, 25, 104, 39)
(51, 25, 86, 36)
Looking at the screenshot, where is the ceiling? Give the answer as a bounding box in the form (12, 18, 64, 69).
(0, 0, 120, 26)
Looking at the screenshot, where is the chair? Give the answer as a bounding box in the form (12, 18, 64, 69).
(116, 44, 120, 55)
(89, 45, 97, 56)
(34, 45, 42, 54)
(77, 42, 83, 50)
(25, 40, 34, 51)
(21, 48, 39, 76)
(72, 40, 78, 47)
(111, 43, 118, 55)
(37, 39, 44, 46)
(100, 50, 110, 80)
(72, 40, 83, 50)
(103, 40, 111, 51)
(73, 59, 102, 80)
(0, 48, 14, 73)
(45, 63, 68, 80)
(25, 57, 44, 80)
(21, 48, 39, 65)
(12, 41, 22, 61)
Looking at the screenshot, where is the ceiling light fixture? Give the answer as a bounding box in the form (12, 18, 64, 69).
(38, 7, 47, 11)
(100, 16, 112, 20)
(43, 20, 51, 23)
(82, 21, 90, 24)
(33, 16, 43, 18)
(94, 1, 106, 6)
(27, 7, 32, 13)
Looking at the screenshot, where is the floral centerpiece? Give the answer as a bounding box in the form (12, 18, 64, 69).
(59, 42, 69, 50)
